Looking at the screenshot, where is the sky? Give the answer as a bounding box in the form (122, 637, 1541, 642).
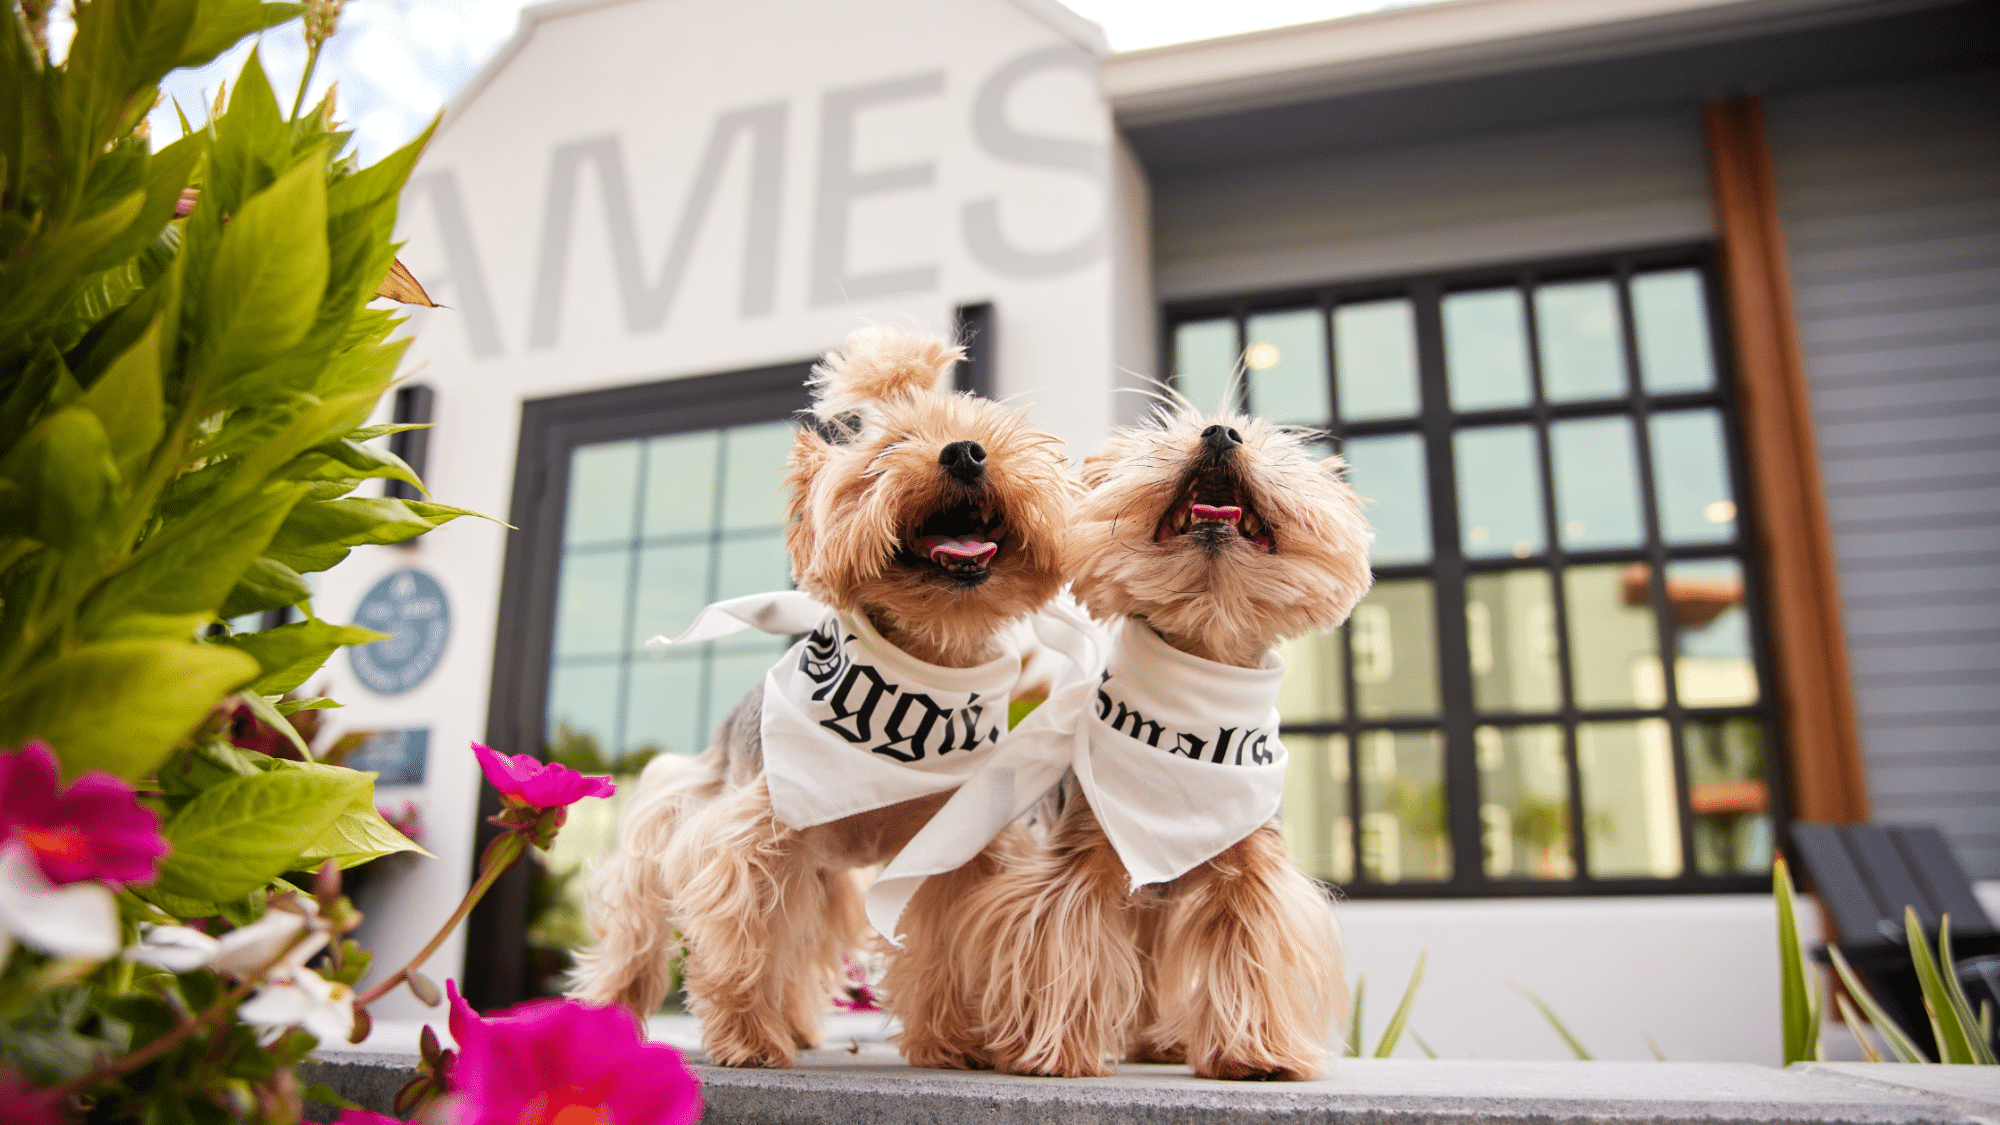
(47, 0, 1439, 163)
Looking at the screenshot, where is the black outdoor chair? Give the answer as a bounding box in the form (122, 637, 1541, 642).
(1788, 822, 2000, 1060)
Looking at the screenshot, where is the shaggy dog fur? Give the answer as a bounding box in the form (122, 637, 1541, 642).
(571, 327, 1073, 1068)
(917, 404, 1374, 1080)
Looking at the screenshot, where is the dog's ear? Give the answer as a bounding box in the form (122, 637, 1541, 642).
(808, 327, 964, 420)
(784, 426, 833, 520)
(1079, 450, 1118, 490)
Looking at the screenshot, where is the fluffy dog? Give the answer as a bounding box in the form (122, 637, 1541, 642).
(933, 404, 1374, 1080)
(571, 328, 1072, 1068)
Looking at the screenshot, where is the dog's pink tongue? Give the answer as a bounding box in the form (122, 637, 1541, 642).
(924, 536, 998, 565)
(1191, 504, 1243, 525)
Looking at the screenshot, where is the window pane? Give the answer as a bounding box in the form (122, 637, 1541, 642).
(1444, 289, 1532, 411)
(629, 543, 710, 653)
(642, 431, 720, 539)
(714, 532, 793, 602)
(1335, 299, 1419, 421)
(1455, 425, 1545, 559)
(1650, 410, 1736, 543)
(1276, 630, 1344, 723)
(1668, 559, 1759, 706)
(1466, 569, 1560, 713)
(547, 660, 621, 754)
(1245, 308, 1331, 425)
(1633, 270, 1717, 393)
(719, 421, 796, 532)
(1577, 719, 1683, 879)
(1174, 318, 1238, 412)
(1282, 733, 1352, 883)
(1564, 563, 1665, 710)
(1351, 579, 1439, 717)
(1685, 717, 1772, 876)
(1357, 729, 1451, 883)
(708, 644, 788, 749)
(1535, 280, 1628, 402)
(1342, 433, 1431, 565)
(1477, 724, 1573, 880)
(624, 654, 708, 759)
(564, 440, 640, 546)
(1551, 416, 1644, 550)
(555, 550, 630, 658)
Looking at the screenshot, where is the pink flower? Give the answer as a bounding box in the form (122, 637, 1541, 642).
(832, 952, 881, 1013)
(445, 980, 700, 1125)
(336, 1112, 401, 1125)
(0, 743, 167, 887)
(0, 1067, 64, 1125)
(471, 743, 614, 810)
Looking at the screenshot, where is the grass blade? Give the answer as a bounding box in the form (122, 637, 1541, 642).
(1411, 1030, 1438, 1060)
(1644, 1034, 1667, 1061)
(1344, 977, 1365, 1059)
(1828, 944, 1927, 1063)
(1836, 994, 1883, 1063)
(1981, 1000, 1993, 1051)
(1906, 908, 1977, 1063)
(1934, 915, 1998, 1065)
(1773, 856, 1821, 1064)
(1511, 983, 1592, 1060)
(1375, 951, 1427, 1058)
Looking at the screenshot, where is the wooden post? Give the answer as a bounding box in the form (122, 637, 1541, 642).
(1704, 96, 1869, 824)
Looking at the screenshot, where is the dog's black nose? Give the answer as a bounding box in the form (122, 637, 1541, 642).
(940, 440, 987, 482)
(1201, 424, 1243, 452)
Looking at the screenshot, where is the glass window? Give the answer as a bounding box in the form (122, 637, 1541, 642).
(564, 441, 640, 546)
(1455, 425, 1545, 559)
(1174, 318, 1238, 413)
(1633, 270, 1717, 394)
(1177, 252, 1773, 898)
(1335, 299, 1420, 421)
(1443, 289, 1533, 411)
(1245, 308, 1331, 425)
(1535, 280, 1628, 402)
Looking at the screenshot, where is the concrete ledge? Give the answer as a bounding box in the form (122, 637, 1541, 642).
(302, 1045, 2000, 1125)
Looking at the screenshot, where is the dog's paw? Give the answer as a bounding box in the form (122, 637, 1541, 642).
(1126, 1041, 1185, 1065)
(996, 1049, 1118, 1079)
(899, 1037, 994, 1071)
(1190, 1054, 1318, 1082)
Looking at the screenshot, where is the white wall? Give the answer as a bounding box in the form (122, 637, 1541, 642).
(323, 0, 1122, 1017)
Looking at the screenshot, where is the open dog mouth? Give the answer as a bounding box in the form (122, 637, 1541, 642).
(899, 501, 1006, 585)
(1154, 465, 1274, 552)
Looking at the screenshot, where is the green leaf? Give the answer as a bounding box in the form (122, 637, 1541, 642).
(1344, 976, 1364, 1058)
(176, 1, 303, 71)
(1906, 908, 1983, 1064)
(155, 767, 366, 901)
(0, 406, 120, 553)
(1511, 983, 1593, 1060)
(1933, 915, 1999, 1064)
(276, 697, 340, 715)
(238, 689, 314, 760)
(1826, 944, 1928, 1063)
(298, 775, 433, 868)
(1374, 950, 1425, 1058)
(263, 495, 449, 573)
(301, 436, 425, 493)
(77, 315, 165, 479)
(84, 480, 307, 624)
(0, 190, 145, 357)
(221, 616, 387, 694)
(1772, 856, 1821, 1065)
(191, 149, 329, 405)
(219, 555, 313, 618)
(0, 640, 258, 780)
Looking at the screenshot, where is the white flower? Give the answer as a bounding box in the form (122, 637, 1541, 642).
(0, 841, 119, 961)
(124, 924, 221, 972)
(210, 899, 328, 977)
(237, 965, 355, 1045)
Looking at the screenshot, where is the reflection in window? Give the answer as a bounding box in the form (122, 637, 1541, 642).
(1686, 718, 1772, 876)
(1174, 319, 1238, 412)
(1478, 724, 1573, 880)
(1343, 433, 1431, 565)
(1277, 630, 1345, 723)
(1577, 719, 1682, 879)
(1565, 564, 1662, 710)
(1666, 559, 1759, 706)
(1455, 425, 1545, 559)
(1535, 280, 1628, 402)
(1444, 289, 1533, 410)
(1336, 299, 1420, 420)
(1650, 410, 1737, 543)
(1282, 734, 1352, 883)
(1466, 570, 1560, 713)
(1351, 580, 1439, 718)
(1246, 309, 1331, 424)
(1358, 729, 1451, 883)
(1633, 270, 1717, 393)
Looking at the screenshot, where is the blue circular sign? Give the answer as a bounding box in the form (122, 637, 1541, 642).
(350, 568, 451, 694)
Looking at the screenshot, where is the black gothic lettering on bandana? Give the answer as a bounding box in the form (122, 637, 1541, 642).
(1096, 671, 1274, 767)
(820, 661, 897, 744)
(800, 623, 844, 685)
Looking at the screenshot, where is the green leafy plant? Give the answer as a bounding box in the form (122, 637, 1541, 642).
(1773, 854, 1821, 1064)
(1343, 951, 1428, 1058)
(1511, 982, 1594, 1060)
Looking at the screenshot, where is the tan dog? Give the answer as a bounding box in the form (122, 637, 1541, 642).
(931, 404, 1373, 1080)
(572, 328, 1072, 1067)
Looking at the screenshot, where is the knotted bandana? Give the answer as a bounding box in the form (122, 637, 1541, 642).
(866, 599, 1289, 943)
(649, 592, 1023, 831)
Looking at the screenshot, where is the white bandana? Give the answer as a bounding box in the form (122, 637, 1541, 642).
(866, 600, 1289, 943)
(650, 592, 1022, 831)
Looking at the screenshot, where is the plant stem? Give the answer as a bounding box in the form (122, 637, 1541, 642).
(290, 42, 325, 120)
(354, 831, 525, 1010)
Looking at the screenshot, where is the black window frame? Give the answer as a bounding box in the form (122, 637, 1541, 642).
(1165, 243, 1788, 900)
(466, 360, 813, 1007)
